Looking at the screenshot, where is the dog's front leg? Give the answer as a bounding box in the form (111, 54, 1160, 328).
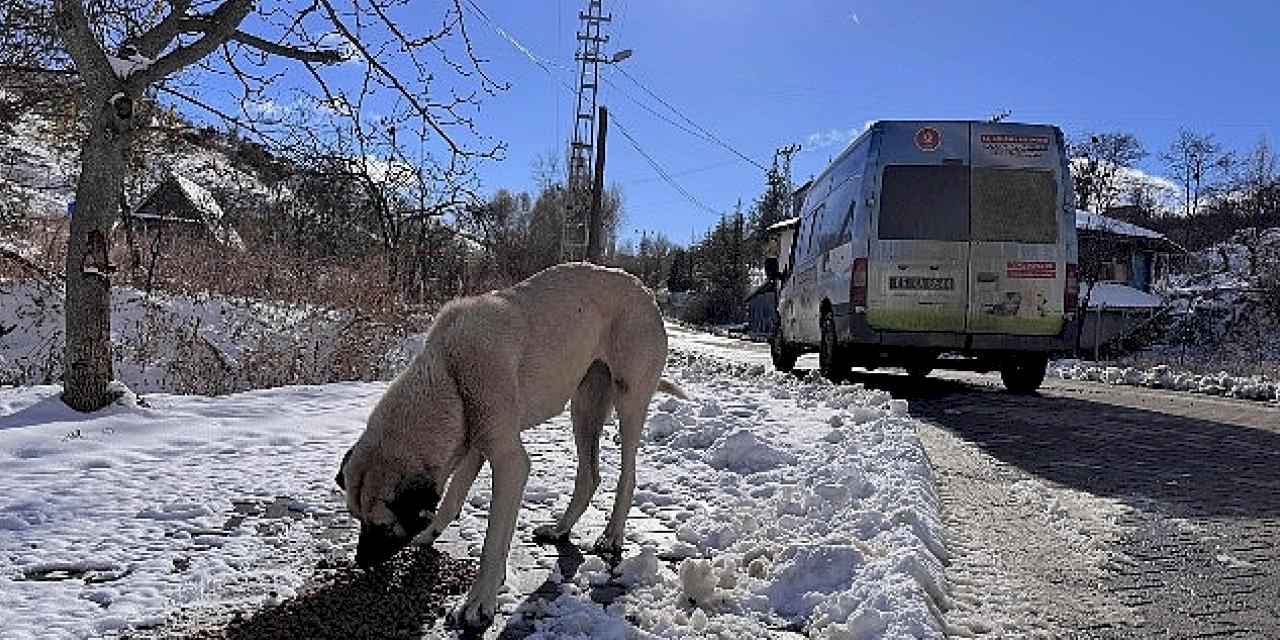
(423, 449, 483, 545)
(448, 436, 529, 633)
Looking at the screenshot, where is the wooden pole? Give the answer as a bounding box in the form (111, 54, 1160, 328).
(587, 106, 608, 263)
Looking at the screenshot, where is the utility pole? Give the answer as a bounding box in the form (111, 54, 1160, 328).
(587, 106, 608, 263)
(561, 0, 611, 262)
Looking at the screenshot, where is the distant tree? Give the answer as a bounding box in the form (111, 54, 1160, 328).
(666, 247, 694, 292)
(1161, 129, 1233, 249)
(1231, 137, 1280, 278)
(747, 158, 791, 262)
(1069, 132, 1147, 213)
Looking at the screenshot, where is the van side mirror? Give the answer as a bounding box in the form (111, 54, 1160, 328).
(765, 257, 780, 280)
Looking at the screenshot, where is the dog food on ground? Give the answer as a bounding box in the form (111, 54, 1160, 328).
(126, 547, 476, 640)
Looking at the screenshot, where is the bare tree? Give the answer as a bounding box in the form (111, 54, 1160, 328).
(3, 0, 505, 410)
(1161, 129, 1232, 249)
(1069, 131, 1147, 214)
(1232, 137, 1280, 278)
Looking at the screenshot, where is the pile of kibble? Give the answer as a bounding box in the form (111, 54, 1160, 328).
(131, 548, 477, 640)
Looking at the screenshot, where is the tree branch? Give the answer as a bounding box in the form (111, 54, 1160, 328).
(51, 0, 112, 91)
(131, 0, 253, 89)
(123, 0, 194, 59)
(227, 29, 345, 64)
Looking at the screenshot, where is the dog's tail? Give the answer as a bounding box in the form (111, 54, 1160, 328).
(656, 378, 689, 400)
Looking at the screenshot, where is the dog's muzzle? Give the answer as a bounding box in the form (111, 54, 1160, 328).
(354, 510, 436, 568)
(355, 523, 411, 568)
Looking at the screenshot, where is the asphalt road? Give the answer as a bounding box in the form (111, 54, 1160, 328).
(840, 370, 1280, 639)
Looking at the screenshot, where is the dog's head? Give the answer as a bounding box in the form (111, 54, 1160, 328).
(335, 443, 442, 568)
(334, 348, 467, 568)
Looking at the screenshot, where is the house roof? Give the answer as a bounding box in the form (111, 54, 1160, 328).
(1084, 282, 1164, 309)
(132, 173, 244, 251)
(766, 217, 800, 232)
(1075, 210, 1184, 253)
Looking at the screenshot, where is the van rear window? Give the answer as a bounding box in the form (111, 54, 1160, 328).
(878, 165, 970, 241)
(972, 168, 1058, 243)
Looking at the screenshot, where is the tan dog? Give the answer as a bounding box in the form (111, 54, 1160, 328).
(335, 263, 685, 633)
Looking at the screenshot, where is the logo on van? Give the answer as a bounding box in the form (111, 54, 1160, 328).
(914, 127, 941, 151)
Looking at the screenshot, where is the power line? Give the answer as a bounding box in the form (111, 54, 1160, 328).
(611, 114, 720, 216)
(614, 66, 768, 171)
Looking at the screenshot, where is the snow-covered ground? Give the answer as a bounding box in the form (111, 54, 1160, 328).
(0, 338, 946, 639)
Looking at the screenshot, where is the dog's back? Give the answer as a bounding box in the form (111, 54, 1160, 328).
(497, 263, 668, 426)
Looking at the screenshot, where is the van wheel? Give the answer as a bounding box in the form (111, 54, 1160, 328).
(1000, 355, 1048, 394)
(819, 311, 851, 382)
(905, 365, 933, 379)
(770, 330, 799, 373)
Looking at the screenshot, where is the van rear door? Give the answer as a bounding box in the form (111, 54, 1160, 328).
(967, 124, 1066, 335)
(867, 122, 971, 332)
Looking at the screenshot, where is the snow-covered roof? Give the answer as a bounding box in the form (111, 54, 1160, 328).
(766, 217, 800, 232)
(1084, 282, 1164, 309)
(1075, 210, 1163, 240)
(171, 173, 226, 226)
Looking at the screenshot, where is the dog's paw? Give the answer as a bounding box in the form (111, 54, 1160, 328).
(591, 533, 624, 559)
(532, 524, 570, 543)
(446, 597, 495, 635)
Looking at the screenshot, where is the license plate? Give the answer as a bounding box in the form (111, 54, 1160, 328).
(889, 276, 955, 291)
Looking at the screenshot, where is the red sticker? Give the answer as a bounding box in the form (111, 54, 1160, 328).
(1007, 261, 1057, 279)
(914, 127, 941, 151)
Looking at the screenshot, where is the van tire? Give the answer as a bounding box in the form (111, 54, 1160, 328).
(1000, 355, 1048, 394)
(770, 331, 799, 373)
(905, 365, 933, 379)
(819, 311, 851, 382)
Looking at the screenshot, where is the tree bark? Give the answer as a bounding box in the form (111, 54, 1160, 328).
(62, 96, 131, 411)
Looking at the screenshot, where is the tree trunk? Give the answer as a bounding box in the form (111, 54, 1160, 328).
(63, 97, 131, 412)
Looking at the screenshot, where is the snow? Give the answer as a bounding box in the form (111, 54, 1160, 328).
(1050, 360, 1279, 402)
(0, 325, 949, 639)
(106, 53, 154, 80)
(1075, 209, 1167, 241)
(1083, 282, 1164, 309)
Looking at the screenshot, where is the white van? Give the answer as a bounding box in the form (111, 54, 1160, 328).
(769, 120, 1079, 392)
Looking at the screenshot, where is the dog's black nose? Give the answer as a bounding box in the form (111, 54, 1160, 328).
(355, 523, 409, 568)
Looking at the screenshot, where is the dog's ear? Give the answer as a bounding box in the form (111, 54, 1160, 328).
(335, 447, 354, 490)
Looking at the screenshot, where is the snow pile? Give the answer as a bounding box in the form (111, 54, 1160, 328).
(526, 350, 947, 639)
(1051, 360, 1279, 402)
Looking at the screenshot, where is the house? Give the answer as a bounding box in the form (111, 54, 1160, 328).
(745, 280, 777, 336)
(123, 173, 244, 251)
(746, 216, 802, 336)
(1075, 210, 1185, 353)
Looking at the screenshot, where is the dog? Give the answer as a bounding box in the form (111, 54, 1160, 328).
(334, 262, 686, 633)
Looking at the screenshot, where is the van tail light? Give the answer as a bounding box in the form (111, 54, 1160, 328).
(851, 258, 869, 308)
(1065, 263, 1080, 312)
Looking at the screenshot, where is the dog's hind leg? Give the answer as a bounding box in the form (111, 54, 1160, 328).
(534, 360, 612, 543)
(424, 448, 483, 545)
(594, 382, 653, 556)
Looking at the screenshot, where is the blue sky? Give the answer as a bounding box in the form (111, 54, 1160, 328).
(339, 2, 1280, 247)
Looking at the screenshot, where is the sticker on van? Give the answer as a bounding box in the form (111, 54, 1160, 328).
(914, 127, 941, 151)
(1006, 261, 1056, 279)
(979, 134, 1050, 159)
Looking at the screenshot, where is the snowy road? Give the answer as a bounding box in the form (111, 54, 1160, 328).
(666, 325, 1280, 638)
